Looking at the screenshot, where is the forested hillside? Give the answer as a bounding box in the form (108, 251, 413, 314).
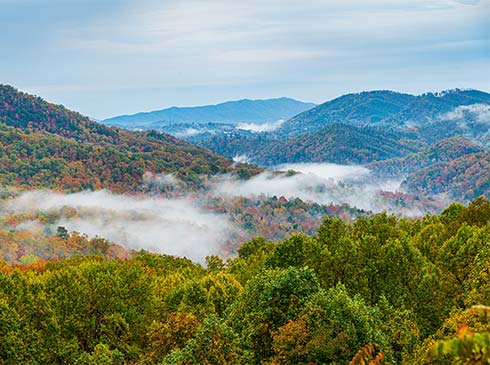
(193, 88, 490, 204)
(382, 89, 490, 128)
(368, 137, 484, 177)
(0, 198, 488, 364)
(197, 89, 490, 172)
(0, 190, 366, 265)
(199, 123, 421, 165)
(277, 90, 416, 137)
(2, 0, 488, 364)
(277, 89, 490, 137)
(403, 152, 490, 201)
(0, 85, 260, 191)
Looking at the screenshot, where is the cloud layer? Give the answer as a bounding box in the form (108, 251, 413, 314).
(275, 162, 370, 182)
(2, 0, 488, 118)
(440, 103, 490, 124)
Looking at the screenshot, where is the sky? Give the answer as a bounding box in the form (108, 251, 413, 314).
(1, 0, 489, 119)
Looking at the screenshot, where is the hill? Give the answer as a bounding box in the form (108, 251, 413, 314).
(368, 137, 485, 177)
(101, 97, 316, 128)
(195, 89, 489, 172)
(0, 85, 261, 191)
(383, 89, 490, 128)
(276, 89, 490, 138)
(199, 123, 422, 166)
(277, 90, 416, 137)
(402, 152, 490, 201)
(417, 103, 490, 146)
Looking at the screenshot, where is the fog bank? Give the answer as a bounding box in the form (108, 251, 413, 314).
(237, 119, 284, 132)
(212, 163, 424, 215)
(5, 190, 234, 262)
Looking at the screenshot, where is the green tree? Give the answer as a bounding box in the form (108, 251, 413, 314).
(227, 267, 320, 362)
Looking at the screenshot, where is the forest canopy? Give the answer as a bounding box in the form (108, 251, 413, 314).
(0, 198, 488, 364)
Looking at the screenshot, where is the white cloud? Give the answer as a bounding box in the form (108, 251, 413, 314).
(174, 128, 206, 138)
(143, 172, 182, 190)
(237, 119, 284, 132)
(211, 163, 419, 214)
(232, 154, 252, 164)
(439, 103, 490, 124)
(5, 190, 234, 262)
(1, 164, 442, 262)
(275, 162, 370, 181)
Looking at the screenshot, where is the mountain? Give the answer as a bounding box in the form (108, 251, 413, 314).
(199, 123, 422, 166)
(276, 90, 416, 137)
(368, 137, 485, 177)
(195, 88, 490, 168)
(275, 89, 490, 138)
(0, 85, 261, 191)
(402, 152, 490, 201)
(101, 97, 316, 128)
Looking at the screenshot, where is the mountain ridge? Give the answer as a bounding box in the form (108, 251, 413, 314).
(402, 151, 490, 201)
(198, 123, 423, 166)
(102, 97, 316, 127)
(275, 88, 490, 137)
(368, 137, 485, 177)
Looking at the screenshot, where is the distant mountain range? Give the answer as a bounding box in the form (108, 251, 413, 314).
(198, 89, 489, 162)
(1, 84, 488, 203)
(97, 87, 490, 202)
(101, 97, 316, 129)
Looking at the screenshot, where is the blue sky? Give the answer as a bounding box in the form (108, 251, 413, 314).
(1, 0, 489, 119)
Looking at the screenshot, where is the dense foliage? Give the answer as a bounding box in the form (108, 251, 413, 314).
(0, 204, 133, 264)
(0, 198, 488, 364)
(0, 85, 260, 191)
(368, 137, 484, 177)
(403, 152, 490, 201)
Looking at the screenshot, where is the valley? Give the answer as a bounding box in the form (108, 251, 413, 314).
(0, 84, 487, 262)
(0, 84, 487, 364)
(1, 1, 489, 363)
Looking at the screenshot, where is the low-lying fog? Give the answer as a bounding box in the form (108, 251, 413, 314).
(214, 163, 408, 213)
(5, 190, 233, 262)
(3, 163, 434, 262)
(236, 119, 284, 133)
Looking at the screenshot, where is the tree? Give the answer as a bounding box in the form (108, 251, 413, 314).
(163, 315, 250, 365)
(271, 285, 388, 364)
(227, 267, 320, 362)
